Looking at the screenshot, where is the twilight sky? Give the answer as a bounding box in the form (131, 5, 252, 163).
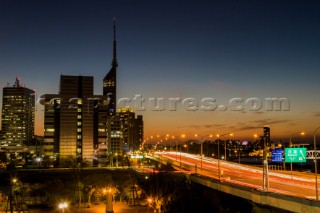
(1, 0, 320, 142)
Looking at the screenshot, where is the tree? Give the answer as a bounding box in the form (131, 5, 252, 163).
(86, 185, 95, 207)
(67, 155, 88, 208)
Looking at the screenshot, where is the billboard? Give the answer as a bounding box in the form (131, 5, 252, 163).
(285, 148, 307, 163)
(271, 148, 283, 163)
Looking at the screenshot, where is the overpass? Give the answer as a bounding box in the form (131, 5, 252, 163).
(146, 152, 320, 213)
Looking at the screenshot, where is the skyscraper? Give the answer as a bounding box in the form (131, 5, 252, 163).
(92, 18, 119, 166)
(42, 75, 97, 166)
(42, 19, 144, 167)
(106, 108, 144, 155)
(103, 18, 117, 116)
(102, 19, 144, 157)
(117, 108, 143, 153)
(1, 77, 35, 149)
(264, 126, 271, 147)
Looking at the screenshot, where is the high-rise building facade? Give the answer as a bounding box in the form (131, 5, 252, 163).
(103, 18, 117, 116)
(263, 126, 270, 147)
(42, 76, 98, 166)
(93, 94, 109, 166)
(134, 115, 144, 151)
(42, 19, 143, 167)
(1, 78, 35, 149)
(106, 108, 143, 155)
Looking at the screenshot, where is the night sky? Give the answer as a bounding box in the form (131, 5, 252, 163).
(1, 0, 320, 142)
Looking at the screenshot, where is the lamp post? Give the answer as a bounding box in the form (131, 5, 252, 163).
(218, 138, 221, 180)
(35, 157, 42, 170)
(238, 145, 241, 164)
(9, 178, 17, 213)
(254, 134, 269, 191)
(147, 197, 153, 207)
(177, 134, 186, 169)
(103, 188, 114, 213)
(216, 133, 233, 180)
(216, 133, 232, 180)
(176, 137, 178, 161)
(195, 134, 203, 171)
(58, 202, 68, 213)
(165, 134, 170, 151)
(263, 136, 269, 191)
(180, 145, 182, 171)
(195, 134, 213, 171)
(288, 132, 305, 178)
(217, 133, 233, 161)
(179, 144, 187, 171)
(314, 127, 320, 200)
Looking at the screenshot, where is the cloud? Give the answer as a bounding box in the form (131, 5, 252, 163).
(231, 119, 290, 132)
(235, 126, 261, 131)
(314, 112, 320, 117)
(177, 124, 227, 129)
(250, 119, 289, 125)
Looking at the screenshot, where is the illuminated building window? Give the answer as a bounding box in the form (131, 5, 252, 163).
(77, 121, 82, 126)
(78, 108, 82, 112)
(77, 115, 82, 119)
(77, 99, 82, 105)
(77, 128, 82, 132)
(45, 128, 55, 132)
(77, 135, 82, 139)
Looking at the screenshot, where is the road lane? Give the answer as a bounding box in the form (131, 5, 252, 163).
(155, 152, 319, 200)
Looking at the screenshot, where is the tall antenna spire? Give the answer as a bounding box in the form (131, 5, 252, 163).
(112, 17, 118, 67)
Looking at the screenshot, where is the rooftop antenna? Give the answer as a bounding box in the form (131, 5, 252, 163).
(111, 17, 118, 68)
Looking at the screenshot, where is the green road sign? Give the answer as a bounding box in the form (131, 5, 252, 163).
(285, 148, 307, 163)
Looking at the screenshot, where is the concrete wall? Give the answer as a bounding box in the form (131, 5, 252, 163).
(190, 175, 320, 213)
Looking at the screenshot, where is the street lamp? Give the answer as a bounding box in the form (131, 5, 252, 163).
(171, 136, 175, 152)
(35, 157, 42, 169)
(253, 134, 269, 191)
(165, 134, 171, 150)
(216, 135, 222, 180)
(217, 133, 233, 161)
(314, 127, 320, 200)
(263, 136, 269, 191)
(147, 197, 153, 212)
(288, 132, 305, 178)
(195, 134, 213, 171)
(234, 143, 241, 164)
(147, 197, 153, 206)
(180, 145, 182, 171)
(177, 134, 186, 168)
(216, 133, 233, 180)
(103, 187, 114, 213)
(9, 178, 18, 213)
(58, 202, 68, 213)
(12, 178, 17, 184)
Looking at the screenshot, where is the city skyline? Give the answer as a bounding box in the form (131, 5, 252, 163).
(1, 0, 320, 142)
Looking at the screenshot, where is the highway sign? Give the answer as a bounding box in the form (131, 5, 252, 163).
(271, 148, 283, 162)
(285, 148, 307, 163)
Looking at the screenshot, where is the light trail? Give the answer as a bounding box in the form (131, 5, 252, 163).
(152, 151, 319, 200)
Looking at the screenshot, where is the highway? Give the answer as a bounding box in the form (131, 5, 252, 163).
(154, 151, 318, 200)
